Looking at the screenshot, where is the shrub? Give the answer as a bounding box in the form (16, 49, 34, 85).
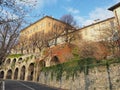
(78, 41, 108, 60)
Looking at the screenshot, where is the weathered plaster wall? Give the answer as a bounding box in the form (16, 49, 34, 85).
(38, 63, 120, 90)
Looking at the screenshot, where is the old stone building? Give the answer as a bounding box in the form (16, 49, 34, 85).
(0, 2, 120, 86)
(79, 17, 117, 42)
(20, 16, 73, 38)
(108, 2, 120, 28)
(16, 16, 75, 54)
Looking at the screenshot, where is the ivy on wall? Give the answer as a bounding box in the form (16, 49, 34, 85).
(8, 54, 23, 58)
(42, 57, 120, 81)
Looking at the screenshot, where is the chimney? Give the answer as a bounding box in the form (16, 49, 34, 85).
(94, 19, 100, 23)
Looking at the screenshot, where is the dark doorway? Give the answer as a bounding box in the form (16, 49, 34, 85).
(12, 58, 16, 64)
(6, 70, 12, 79)
(28, 63, 34, 81)
(6, 58, 11, 65)
(0, 71, 4, 79)
(50, 56, 60, 65)
(20, 66, 25, 80)
(14, 68, 18, 79)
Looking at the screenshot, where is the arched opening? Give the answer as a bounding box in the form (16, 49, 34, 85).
(18, 58, 22, 62)
(12, 58, 16, 64)
(33, 48, 35, 53)
(28, 63, 34, 81)
(6, 70, 12, 79)
(50, 56, 60, 66)
(14, 68, 18, 79)
(36, 60, 45, 82)
(20, 66, 25, 80)
(0, 71, 4, 79)
(6, 58, 11, 65)
(26, 49, 29, 54)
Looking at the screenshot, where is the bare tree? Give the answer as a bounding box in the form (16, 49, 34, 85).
(50, 24, 64, 46)
(60, 14, 76, 26)
(0, 20, 21, 64)
(29, 30, 55, 54)
(0, 0, 37, 65)
(29, 31, 45, 53)
(44, 31, 54, 47)
(60, 14, 77, 43)
(99, 23, 120, 57)
(78, 41, 108, 60)
(18, 35, 29, 54)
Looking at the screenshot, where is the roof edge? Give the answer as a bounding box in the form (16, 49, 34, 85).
(108, 2, 120, 11)
(20, 15, 74, 33)
(78, 17, 115, 30)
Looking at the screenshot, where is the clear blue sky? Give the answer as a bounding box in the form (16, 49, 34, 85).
(25, 0, 120, 27)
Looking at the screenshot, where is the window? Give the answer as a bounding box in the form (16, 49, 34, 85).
(110, 21, 114, 29)
(54, 24, 56, 29)
(90, 29, 95, 37)
(41, 22, 46, 27)
(36, 25, 38, 30)
(59, 26, 61, 30)
(85, 29, 87, 35)
(41, 30, 44, 34)
(39, 24, 41, 29)
(101, 22, 106, 29)
(33, 27, 36, 31)
(25, 31, 28, 34)
(48, 22, 51, 27)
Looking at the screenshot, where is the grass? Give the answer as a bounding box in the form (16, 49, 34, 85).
(8, 54, 23, 58)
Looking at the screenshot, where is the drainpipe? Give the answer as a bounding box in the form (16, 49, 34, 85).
(115, 10, 120, 29)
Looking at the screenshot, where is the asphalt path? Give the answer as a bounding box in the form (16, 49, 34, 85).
(5, 80, 61, 90)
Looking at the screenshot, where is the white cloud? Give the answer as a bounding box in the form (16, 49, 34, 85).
(89, 7, 114, 21)
(74, 15, 93, 27)
(66, 7, 80, 14)
(74, 7, 114, 27)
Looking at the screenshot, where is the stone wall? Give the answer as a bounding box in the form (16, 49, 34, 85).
(38, 63, 120, 90)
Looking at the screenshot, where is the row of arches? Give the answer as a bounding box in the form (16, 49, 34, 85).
(0, 56, 60, 81)
(5, 58, 23, 65)
(5, 56, 59, 66)
(0, 63, 34, 81)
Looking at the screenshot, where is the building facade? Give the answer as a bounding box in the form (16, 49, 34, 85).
(0, 2, 120, 84)
(108, 2, 120, 29)
(20, 16, 73, 39)
(17, 16, 74, 54)
(79, 17, 118, 42)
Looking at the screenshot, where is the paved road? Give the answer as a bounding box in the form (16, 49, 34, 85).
(5, 80, 60, 90)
